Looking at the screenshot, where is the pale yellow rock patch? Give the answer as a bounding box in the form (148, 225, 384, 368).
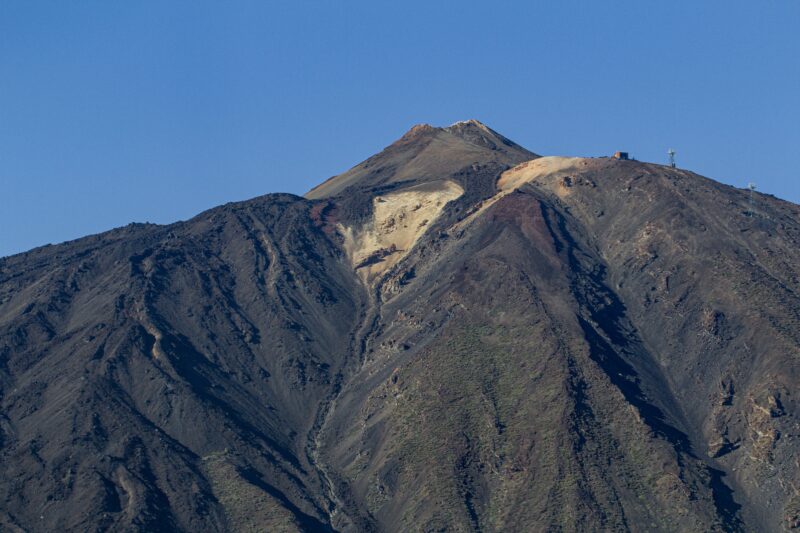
(497, 156, 585, 193)
(341, 180, 464, 281)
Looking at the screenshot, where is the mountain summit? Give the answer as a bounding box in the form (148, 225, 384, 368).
(1, 122, 799, 532)
(305, 119, 535, 199)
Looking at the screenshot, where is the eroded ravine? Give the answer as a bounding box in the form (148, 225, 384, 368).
(306, 281, 383, 531)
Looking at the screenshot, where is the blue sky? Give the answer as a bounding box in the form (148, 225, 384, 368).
(2, 1, 799, 257)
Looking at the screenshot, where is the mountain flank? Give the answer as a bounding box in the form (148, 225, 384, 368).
(1, 120, 799, 532)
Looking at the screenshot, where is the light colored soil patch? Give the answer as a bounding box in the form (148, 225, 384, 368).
(454, 157, 587, 231)
(341, 180, 463, 282)
(497, 156, 586, 193)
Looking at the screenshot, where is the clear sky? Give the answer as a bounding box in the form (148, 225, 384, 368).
(2, 1, 799, 257)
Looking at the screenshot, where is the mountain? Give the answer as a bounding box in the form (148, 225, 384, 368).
(1, 120, 799, 532)
(305, 120, 536, 200)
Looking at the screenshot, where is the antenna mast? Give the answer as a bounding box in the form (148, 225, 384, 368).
(668, 148, 676, 168)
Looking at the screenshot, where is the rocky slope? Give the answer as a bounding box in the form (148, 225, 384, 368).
(1, 120, 799, 532)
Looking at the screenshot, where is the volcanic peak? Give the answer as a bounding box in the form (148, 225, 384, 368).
(305, 120, 536, 199)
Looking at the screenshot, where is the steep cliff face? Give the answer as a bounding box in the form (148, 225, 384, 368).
(1, 121, 798, 532)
